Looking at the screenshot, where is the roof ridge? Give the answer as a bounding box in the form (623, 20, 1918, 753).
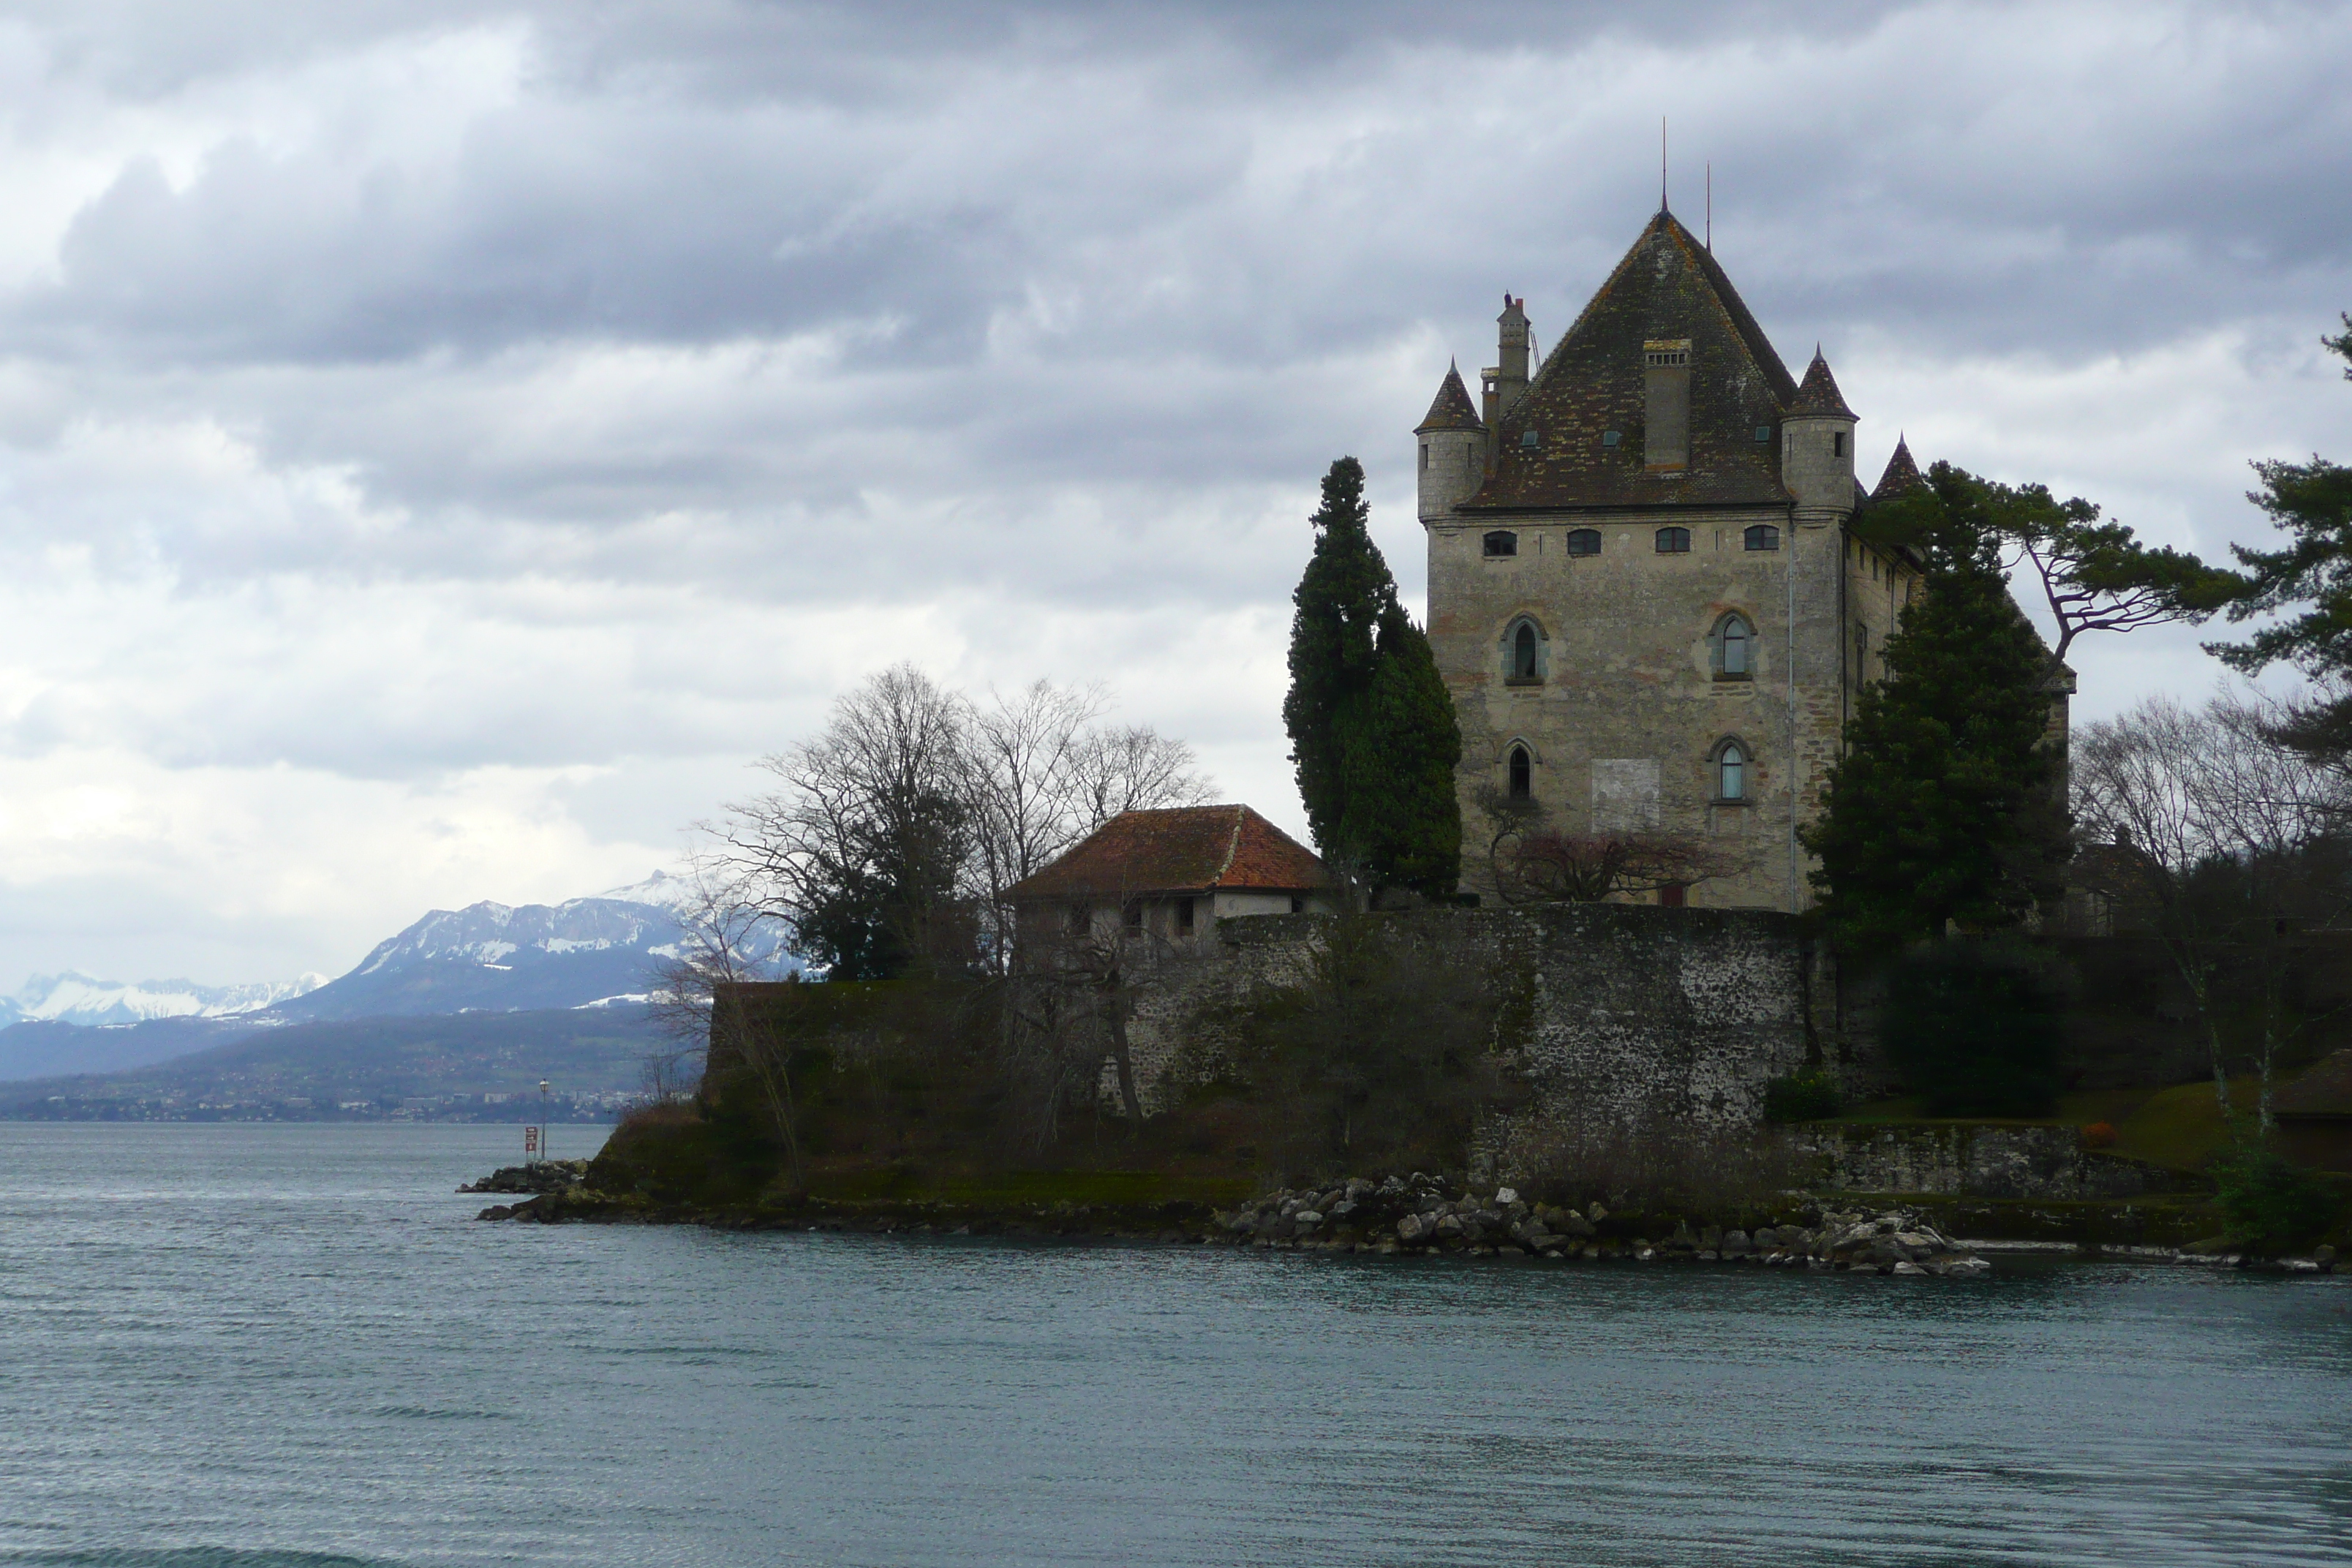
(1210, 804, 1245, 887)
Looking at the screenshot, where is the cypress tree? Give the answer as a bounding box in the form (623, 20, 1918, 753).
(1284, 457, 1463, 900)
(1805, 467, 2065, 954)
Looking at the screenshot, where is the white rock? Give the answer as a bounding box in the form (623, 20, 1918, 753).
(1494, 1187, 1519, 1206)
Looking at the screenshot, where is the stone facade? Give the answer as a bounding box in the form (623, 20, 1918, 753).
(1417, 210, 1981, 913)
(1123, 904, 1809, 1140)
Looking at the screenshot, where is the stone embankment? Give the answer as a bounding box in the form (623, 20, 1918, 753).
(1213, 1174, 1991, 1276)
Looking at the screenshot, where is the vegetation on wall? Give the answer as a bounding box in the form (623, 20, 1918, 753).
(1283, 456, 1462, 901)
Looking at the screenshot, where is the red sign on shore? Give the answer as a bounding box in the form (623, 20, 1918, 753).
(524, 1126, 540, 1157)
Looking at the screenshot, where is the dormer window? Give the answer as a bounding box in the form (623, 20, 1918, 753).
(1602, 430, 1621, 447)
(1520, 429, 1539, 448)
(1482, 531, 1518, 558)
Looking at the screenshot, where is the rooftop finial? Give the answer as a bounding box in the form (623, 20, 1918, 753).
(1660, 117, 1669, 214)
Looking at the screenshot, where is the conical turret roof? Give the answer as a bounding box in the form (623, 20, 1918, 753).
(1458, 211, 1802, 512)
(1415, 361, 1483, 433)
(1871, 434, 1925, 500)
(1788, 348, 1857, 419)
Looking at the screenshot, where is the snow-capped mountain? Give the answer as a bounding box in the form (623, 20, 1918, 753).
(0, 971, 326, 1030)
(278, 872, 792, 1022)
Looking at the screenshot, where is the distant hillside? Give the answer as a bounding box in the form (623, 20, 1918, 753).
(0, 971, 325, 1030)
(278, 871, 793, 1022)
(0, 1007, 672, 1120)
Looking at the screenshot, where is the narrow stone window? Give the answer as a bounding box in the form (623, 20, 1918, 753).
(1833, 431, 1847, 458)
(1482, 530, 1518, 558)
(1744, 524, 1779, 551)
(1509, 745, 1531, 799)
(1656, 527, 1691, 554)
(1565, 529, 1601, 557)
(1511, 622, 1539, 681)
(1420, 442, 1429, 471)
(1714, 613, 1754, 680)
(1176, 897, 1195, 933)
(1855, 624, 1869, 687)
(1643, 339, 1692, 469)
(1715, 741, 1747, 802)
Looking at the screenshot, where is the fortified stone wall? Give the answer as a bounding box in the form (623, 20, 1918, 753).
(1124, 905, 1811, 1147)
(1779, 1122, 2191, 1201)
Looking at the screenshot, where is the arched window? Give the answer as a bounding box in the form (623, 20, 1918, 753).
(1565, 529, 1601, 557)
(1511, 622, 1539, 681)
(1509, 745, 1531, 799)
(1656, 527, 1691, 554)
(1714, 613, 1754, 680)
(1744, 524, 1779, 551)
(1714, 740, 1747, 802)
(1482, 530, 1518, 557)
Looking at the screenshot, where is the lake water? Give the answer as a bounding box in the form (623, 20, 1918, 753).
(2, 1124, 2350, 1567)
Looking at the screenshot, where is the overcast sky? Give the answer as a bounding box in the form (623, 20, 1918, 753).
(0, 0, 2345, 987)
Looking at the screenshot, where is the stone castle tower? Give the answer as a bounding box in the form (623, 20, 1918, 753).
(1417, 207, 1970, 913)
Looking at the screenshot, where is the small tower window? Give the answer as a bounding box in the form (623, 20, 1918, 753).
(1715, 741, 1747, 802)
(1509, 745, 1531, 799)
(1565, 529, 1601, 557)
(1714, 613, 1754, 680)
(1744, 524, 1780, 551)
(1420, 442, 1429, 471)
(1482, 531, 1518, 558)
(1833, 431, 1847, 457)
(1656, 527, 1691, 554)
(1520, 429, 1540, 448)
(1509, 622, 1540, 682)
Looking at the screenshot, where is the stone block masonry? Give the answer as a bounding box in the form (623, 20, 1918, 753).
(1127, 904, 1809, 1137)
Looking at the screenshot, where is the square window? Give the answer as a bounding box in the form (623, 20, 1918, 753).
(1602, 430, 1621, 447)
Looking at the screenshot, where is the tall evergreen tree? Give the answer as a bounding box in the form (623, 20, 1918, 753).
(1284, 457, 1462, 899)
(1806, 470, 2065, 954)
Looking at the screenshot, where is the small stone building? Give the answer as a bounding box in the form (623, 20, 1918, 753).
(1415, 205, 2071, 912)
(1005, 804, 1336, 953)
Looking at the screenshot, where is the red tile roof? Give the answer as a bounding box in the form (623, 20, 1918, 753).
(1006, 804, 1329, 900)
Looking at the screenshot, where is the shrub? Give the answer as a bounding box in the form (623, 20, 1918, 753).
(1762, 1070, 1843, 1123)
(2209, 1140, 2340, 1255)
(2081, 1120, 2118, 1149)
(1880, 938, 2069, 1117)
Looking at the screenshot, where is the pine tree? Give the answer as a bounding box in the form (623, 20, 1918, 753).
(1806, 469, 2064, 954)
(1284, 457, 1463, 900)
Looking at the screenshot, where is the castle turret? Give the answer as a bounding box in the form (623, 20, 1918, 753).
(1416, 361, 1486, 522)
(1782, 347, 1858, 516)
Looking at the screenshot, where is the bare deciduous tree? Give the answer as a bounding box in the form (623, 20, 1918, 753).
(1471, 784, 1751, 905)
(2075, 691, 2352, 1127)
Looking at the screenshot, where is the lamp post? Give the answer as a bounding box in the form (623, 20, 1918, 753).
(539, 1079, 551, 1164)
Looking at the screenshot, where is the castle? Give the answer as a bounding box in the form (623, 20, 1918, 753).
(1414, 206, 2054, 913)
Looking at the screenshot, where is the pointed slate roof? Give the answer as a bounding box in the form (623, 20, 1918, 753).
(1416, 362, 1483, 433)
(1003, 804, 1329, 901)
(1872, 434, 1925, 501)
(1459, 211, 1802, 513)
(1788, 350, 1857, 418)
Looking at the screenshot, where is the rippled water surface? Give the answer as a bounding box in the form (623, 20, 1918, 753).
(3, 1123, 2351, 1567)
